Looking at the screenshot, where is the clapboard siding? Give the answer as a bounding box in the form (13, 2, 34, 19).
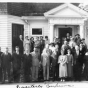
(84, 20, 88, 48)
(24, 24, 29, 37)
(0, 15, 28, 53)
(0, 15, 8, 52)
(7, 22, 12, 53)
(7, 15, 25, 53)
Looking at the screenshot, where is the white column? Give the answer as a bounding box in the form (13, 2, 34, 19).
(28, 24, 30, 37)
(49, 23, 54, 43)
(79, 24, 84, 39)
(24, 20, 30, 38)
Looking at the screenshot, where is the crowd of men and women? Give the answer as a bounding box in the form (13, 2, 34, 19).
(0, 33, 88, 83)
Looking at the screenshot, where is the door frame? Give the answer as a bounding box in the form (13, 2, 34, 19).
(59, 27, 72, 36)
(55, 25, 74, 38)
(12, 23, 24, 53)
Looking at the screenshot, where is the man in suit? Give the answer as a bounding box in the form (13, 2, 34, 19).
(81, 38, 87, 53)
(34, 37, 41, 55)
(75, 34, 81, 46)
(55, 38, 62, 50)
(23, 49, 32, 82)
(12, 46, 22, 83)
(41, 44, 52, 81)
(31, 47, 41, 82)
(2, 47, 12, 83)
(66, 33, 70, 42)
(51, 44, 60, 81)
(30, 37, 34, 52)
(40, 36, 45, 54)
(45, 36, 50, 45)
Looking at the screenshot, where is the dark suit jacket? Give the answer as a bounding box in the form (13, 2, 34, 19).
(2, 53, 12, 69)
(17, 39, 23, 54)
(40, 40, 45, 52)
(23, 54, 32, 69)
(51, 50, 60, 66)
(12, 53, 22, 71)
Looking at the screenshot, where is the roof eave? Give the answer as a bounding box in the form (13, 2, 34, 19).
(21, 16, 46, 20)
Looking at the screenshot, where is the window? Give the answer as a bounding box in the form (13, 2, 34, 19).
(32, 28, 42, 35)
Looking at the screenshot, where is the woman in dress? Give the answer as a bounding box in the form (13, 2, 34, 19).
(24, 36, 30, 53)
(58, 50, 68, 82)
(67, 49, 73, 81)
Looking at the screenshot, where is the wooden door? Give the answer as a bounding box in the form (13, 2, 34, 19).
(12, 23, 24, 52)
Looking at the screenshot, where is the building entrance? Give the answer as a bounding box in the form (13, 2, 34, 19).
(59, 27, 72, 42)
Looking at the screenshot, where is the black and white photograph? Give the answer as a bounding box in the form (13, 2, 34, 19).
(0, 0, 88, 88)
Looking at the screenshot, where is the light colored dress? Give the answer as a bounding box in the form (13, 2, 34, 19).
(58, 55, 68, 78)
(67, 54, 73, 77)
(24, 39, 30, 52)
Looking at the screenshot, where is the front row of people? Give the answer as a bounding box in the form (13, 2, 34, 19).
(0, 43, 88, 83)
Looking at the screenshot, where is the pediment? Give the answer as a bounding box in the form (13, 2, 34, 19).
(44, 3, 88, 17)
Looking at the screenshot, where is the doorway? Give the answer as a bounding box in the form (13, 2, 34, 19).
(59, 27, 72, 42)
(12, 23, 24, 53)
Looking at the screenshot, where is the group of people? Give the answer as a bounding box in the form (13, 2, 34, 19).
(0, 33, 88, 83)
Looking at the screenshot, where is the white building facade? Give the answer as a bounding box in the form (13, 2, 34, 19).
(0, 3, 88, 53)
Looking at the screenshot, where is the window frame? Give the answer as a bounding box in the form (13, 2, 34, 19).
(31, 27, 43, 36)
